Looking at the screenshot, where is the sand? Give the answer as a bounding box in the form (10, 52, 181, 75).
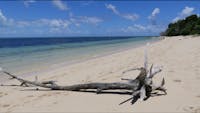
(0, 35, 200, 112)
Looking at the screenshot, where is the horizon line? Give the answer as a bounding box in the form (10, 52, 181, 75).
(0, 35, 159, 39)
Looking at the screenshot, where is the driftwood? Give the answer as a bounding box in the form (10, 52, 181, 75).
(0, 44, 167, 105)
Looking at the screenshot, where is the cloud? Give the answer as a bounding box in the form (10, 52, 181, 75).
(10, 16, 101, 30)
(172, 6, 195, 22)
(172, 17, 180, 23)
(121, 24, 166, 35)
(123, 14, 139, 21)
(148, 8, 160, 25)
(69, 15, 103, 26)
(23, 0, 36, 7)
(0, 18, 72, 35)
(5, 19, 71, 29)
(0, 9, 7, 25)
(180, 6, 194, 17)
(152, 8, 160, 17)
(16, 21, 30, 27)
(133, 24, 146, 31)
(69, 14, 102, 26)
(52, 0, 68, 11)
(0, 9, 14, 26)
(0, 8, 104, 36)
(80, 1, 94, 6)
(16, 16, 102, 34)
(32, 19, 71, 28)
(105, 4, 139, 21)
(79, 16, 103, 25)
(121, 24, 147, 33)
(105, 4, 119, 15)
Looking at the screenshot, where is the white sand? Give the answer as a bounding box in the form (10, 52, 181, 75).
(0, 36, 200, 112)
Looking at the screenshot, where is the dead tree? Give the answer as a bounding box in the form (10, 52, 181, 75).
(0, 44, 166, 105)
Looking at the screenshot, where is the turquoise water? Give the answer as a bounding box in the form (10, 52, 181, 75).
(0, 36, 159, 79)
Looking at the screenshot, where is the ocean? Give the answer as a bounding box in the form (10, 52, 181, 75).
(0, 36, 158, 81)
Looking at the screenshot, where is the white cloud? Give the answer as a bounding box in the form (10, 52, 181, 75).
(79, 16, 103, 25)
(105, 4, 119, 15)
(121, 24, 166, 34)
(34, 19, 71, 28)
(16, 21, 30, 27)
(122, 24, 146, 33)
(134, 24, 146, 31)
(0, 9, 7, 25)
(105, 4, 139, 21)
(8, 19, 71, 30)
(148, 8, 160, 25)
(0, 9, 14, 26)
(0, 9, 101, 29)
(123, 14, 139, 21)
(172, 17, 180, 23)
(80, 1, 94, 6)
(0, 8, 104, 36)
(181, 6, 194, 17)
(172, 6, 195, 22)
(23, 0, 36, 7)
(5, 16, 101, 31)
(70, 16, 103, 26)
(52, 0, 68, 11)
(9, 19, 72, 35)
(152, 8, 160, 17)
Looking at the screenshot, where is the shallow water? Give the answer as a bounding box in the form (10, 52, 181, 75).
(0, 36, 159, 81)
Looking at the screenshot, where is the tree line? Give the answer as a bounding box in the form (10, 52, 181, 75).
(161, 14, 200, 36)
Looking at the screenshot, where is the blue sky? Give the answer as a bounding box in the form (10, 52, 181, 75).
(0, 0, 200, 37)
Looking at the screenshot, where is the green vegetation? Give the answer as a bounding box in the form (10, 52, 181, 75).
(162, 14, 200, 36)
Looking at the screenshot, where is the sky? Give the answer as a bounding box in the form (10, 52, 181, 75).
(0, 0, 200, 37)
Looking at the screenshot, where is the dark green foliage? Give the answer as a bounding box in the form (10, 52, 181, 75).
(162, 14, 200, 36)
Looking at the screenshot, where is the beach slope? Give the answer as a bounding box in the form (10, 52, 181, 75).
(0, 36, 200, 112)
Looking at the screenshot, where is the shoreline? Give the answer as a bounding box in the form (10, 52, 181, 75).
(0, 36, 159, 83)
(0, 36, 200, 112)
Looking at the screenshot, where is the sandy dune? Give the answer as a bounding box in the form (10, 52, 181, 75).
(0, 36, 200, 112)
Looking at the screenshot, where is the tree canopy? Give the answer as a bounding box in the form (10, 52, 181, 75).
(162, 14, 200, 36)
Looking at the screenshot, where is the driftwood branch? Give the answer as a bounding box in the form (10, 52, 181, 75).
(0, 43, 167, 105)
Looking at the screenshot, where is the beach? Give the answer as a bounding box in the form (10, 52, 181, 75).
(0, 35, 200, 112)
